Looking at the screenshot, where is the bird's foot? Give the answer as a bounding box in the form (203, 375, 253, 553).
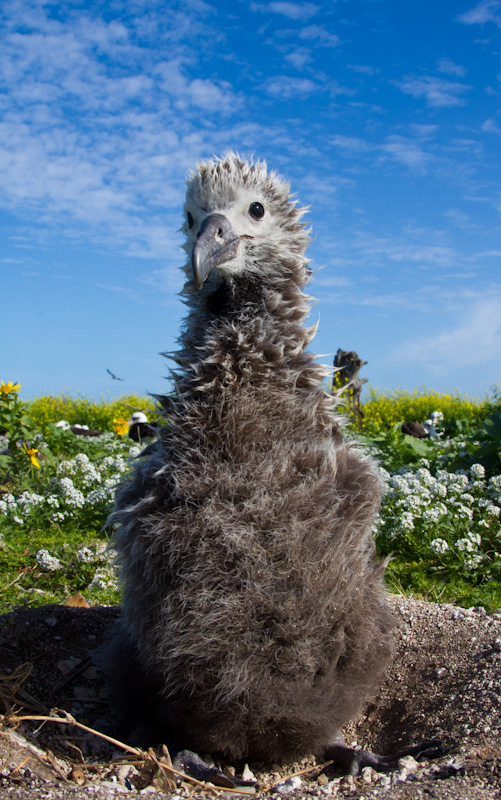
(325, 737, 448, 776)
(173, 749, 258, 792)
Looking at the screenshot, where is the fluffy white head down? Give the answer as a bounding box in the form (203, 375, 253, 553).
(182, 152, 311, 285)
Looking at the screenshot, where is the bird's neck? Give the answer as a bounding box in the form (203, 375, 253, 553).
(170, 274, 322, 399)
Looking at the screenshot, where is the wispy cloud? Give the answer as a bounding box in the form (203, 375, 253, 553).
(251, 2, 320, 20)
(394, 75, 472, 107)
(379, 136, 430, 172)
(482, 118, 501, 134)
(457, 0, 501, 26)
(437, 57, 467, 77)
(391, 296, 501, 371)
(264, 75, 320, 98)
(299, 24, 341, 46)
(284, 47, 313, 69)
(330, 133, 431, 173)
(346, 64, 380, 75)
(330, 135, 371, 152)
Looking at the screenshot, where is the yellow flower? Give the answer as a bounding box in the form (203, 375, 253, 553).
(113, 417, 129, 436)
(22, 443, 40, 469)
(0, 381, 21, 395)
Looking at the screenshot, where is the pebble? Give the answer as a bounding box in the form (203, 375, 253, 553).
(492, 638, 501, 652)
(360, 766, 376, 783)
(398, 755, 419, 774)
(242, 764, 256, 782)
(276, 776, 303, 793)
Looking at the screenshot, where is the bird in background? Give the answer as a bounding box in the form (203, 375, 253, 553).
(106, 368, 125, 381)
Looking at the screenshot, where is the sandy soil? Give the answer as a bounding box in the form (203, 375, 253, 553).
(0, 595, 500, 799)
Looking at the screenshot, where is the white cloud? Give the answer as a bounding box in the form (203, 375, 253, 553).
(408, 124, 438, 139)
(395, 76, 472, 107)
(265, 75, 320, 98)
(482, 118, 501, 134)
(457, 0, 501, 26)
(268, 2, 320, 20)
(330, 135, 371, 152)
(346, 64, 380, 75)
(380, 136, 430, 173)
(331, 134, 431, 173)
(437, 58, 467, 77)
(284, 47, 313, 69)
(299, 24, 341, 46)
(391, 297, 501, 371)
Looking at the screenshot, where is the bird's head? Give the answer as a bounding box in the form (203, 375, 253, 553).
(182, 153, 310, 291)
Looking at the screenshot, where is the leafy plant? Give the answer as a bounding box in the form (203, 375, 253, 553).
(359, 422, 433, 471)
(0, 381, 56, 491)
(451, 412, 501, 477)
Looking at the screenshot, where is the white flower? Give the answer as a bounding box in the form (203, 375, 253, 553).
(398, 512, 415, 532)
(464, 554, 483, 570)
(455, 538, 475, 552)
(57, 477, 85, 507)
(470, 463, 485, 480)
(13, 516, 24, 525)
(77, 547, 95, 563)
(17, 492, 45, 513)
(36, 549, 62, 571)
(430, 538, 449, 554)
(430, 483, 447, 498)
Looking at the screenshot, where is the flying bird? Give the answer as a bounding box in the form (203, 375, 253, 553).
(106, 368, 125, 381)
(102, 154, 439, 787)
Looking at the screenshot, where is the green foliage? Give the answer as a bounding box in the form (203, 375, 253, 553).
(0, 381, 56, 491)
(1, 388, 500, 614)
(360, 422, 434, 472)
(27, 392, 159, 432)
(375, 465, 501, 591)
(361, 385, 494, 436)
(451, 412, 501, 477)
(0, 428, 141, 612)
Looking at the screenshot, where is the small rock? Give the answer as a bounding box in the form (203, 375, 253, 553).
(398, 755, 419, 774)
(360, 766, 375, 784)
(492, 638, 501, 652)
(276, 776, 303, 793)
(242, 764, 256, 782)
(317, 773, 329, 786)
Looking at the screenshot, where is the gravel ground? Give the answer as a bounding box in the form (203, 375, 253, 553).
(0, 595, 500, 800)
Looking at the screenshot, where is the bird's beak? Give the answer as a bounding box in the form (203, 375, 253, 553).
(192, 213, 241, 289)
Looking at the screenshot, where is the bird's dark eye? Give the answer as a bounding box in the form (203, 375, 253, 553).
(249, 202, 265, 220)
(187, 211, 194, 229)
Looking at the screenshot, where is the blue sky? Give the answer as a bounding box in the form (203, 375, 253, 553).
(1, 0, 500, 402)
